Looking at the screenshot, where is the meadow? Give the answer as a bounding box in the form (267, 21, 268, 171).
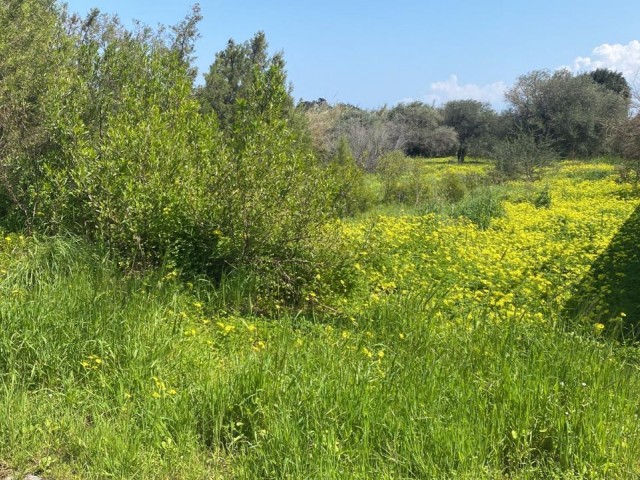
(1, 159, 640, 479)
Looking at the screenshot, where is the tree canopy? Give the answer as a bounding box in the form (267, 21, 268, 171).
(196, 31, 293, 130)
(505, 69, 629, 157)
(388, 102, 458, 157)
(443, 100, 496, 161)
(587, 68, 631, 100)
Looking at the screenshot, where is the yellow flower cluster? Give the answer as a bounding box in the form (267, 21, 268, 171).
(321, 162, 639, 328)
(151, 376, 177, 399)
(81, 355, 103, 370)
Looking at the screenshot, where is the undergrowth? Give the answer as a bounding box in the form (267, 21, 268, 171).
(1, 161, 640, 478)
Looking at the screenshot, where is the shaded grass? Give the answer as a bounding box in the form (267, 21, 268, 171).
(564, 204, 640, 339)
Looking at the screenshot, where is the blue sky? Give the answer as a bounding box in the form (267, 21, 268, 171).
(62, 0, 640, 110)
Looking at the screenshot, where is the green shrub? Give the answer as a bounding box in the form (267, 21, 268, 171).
(8, 21, 336, 299)
(327, 137, 371, 216)
(376, 150, 412, 203)
(0, 7, 347, 303)
(533, 186, 552, 208)
(376, 152, 435, 206)
(618, 161, 640, 190)
(439, 172, 467, 202)
(456, 187, 505, 229)
(493, 132, 556, 180)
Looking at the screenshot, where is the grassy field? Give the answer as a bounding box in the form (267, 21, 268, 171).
(1, 160, 640, 479)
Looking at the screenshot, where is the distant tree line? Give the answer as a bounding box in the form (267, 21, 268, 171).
(300, 67, 638, 176)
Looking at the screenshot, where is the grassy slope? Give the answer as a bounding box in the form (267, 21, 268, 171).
(1, 161, 640, 479)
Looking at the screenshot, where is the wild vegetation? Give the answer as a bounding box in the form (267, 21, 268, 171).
(1, 1, 640, 479)
(2, 160, 639, 479)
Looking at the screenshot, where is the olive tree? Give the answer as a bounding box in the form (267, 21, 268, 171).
(506, 69, 629, 157)
(443, 100, 496, 162)
(388, 102, 458, 157)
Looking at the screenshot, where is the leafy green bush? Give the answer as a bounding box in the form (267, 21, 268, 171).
(376, 150, 411, 203)
(326, 137, 371, 216)
(493, 132, 556, 180)
(0, 0, 72, 229)
(439, 172, 467, 202)
(456, 187, 505, 229)
(376, 152, 434, 206)
(0, 8, 339, 300)
(533, 186, 552, 208)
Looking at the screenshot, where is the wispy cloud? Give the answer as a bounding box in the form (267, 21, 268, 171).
(407, 75, 506, 109)
(568, 40, 640, 82)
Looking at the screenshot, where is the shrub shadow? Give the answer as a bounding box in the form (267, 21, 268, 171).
(563, 204, 640, 339)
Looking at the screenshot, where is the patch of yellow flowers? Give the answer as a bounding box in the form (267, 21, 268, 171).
(320, 162, 639, 328)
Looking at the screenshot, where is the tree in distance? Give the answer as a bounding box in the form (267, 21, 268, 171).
(388, 102, 458, 158)
(443, 99, 496, 162)
(587, 68, 631, 100)
(505, 69, 629, 157)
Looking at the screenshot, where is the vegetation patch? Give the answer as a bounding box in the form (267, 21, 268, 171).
(2, 162, 639, 478)
(2, 2, 640, 478)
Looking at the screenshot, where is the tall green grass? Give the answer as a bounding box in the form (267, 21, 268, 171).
(1, 236, 639, 478)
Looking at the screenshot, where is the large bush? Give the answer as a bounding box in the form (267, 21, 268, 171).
(0, 0, 71, 228)
(0, 5, 337, 290)
(492, 132, 556, 180)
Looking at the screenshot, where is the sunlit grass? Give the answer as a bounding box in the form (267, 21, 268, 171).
(1, 161, 640, 478)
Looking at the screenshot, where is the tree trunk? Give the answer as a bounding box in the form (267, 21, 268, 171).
(457, 145, 466, 163)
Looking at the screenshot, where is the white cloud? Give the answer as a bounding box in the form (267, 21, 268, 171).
(417, 74, 507, 107)
(569, 40, 640, 82)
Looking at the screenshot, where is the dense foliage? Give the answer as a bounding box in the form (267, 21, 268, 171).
(443, 99, 497, 161)
(0, 2, 335, 286)
(2, 3, 640, 478)
(2, 162, 640, 479)
(195, 31, 295, 130)
(303, 68, 638, 173)
(505, 69, 629, 157)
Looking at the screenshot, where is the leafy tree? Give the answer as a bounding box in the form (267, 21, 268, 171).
(505, 69, 628, 157)
(0, 0, 72, 226)
(388, 102, 458, 157)
(442, 100, 496, 162)
(587, 68, 631, 100)
(196, 31, 293, 129)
